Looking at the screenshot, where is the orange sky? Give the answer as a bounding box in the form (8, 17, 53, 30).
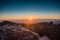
(0, 15, 60, 20)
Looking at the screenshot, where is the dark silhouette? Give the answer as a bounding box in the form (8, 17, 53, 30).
(0, 21, 60, 40)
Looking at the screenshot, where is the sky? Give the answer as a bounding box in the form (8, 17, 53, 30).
(0, 0, 60, 20)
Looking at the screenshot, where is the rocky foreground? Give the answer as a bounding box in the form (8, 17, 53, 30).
(0, 24, 41, 40)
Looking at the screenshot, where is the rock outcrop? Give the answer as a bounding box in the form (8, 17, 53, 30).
(0, 24, 41, 40)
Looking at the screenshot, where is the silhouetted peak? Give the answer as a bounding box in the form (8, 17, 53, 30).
(49, 21, 53, 24)
(0, 21, 16, 26)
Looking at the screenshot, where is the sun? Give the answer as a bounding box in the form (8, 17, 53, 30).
(29, 17, 33, 20)
(25, 17, 33, 25)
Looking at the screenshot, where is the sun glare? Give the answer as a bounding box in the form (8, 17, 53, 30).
(25, 17, 33, 25)
(29, 17, 33, 20)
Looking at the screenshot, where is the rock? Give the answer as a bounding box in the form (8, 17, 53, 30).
(0, 25, 41, 40)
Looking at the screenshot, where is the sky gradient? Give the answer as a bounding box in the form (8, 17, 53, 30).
(0, 0, 60, 20)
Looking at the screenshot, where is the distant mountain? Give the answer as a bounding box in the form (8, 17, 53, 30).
(0, 19, 60, 24)
(53, 21, 60, 24)
(0, 21, 19, 26)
